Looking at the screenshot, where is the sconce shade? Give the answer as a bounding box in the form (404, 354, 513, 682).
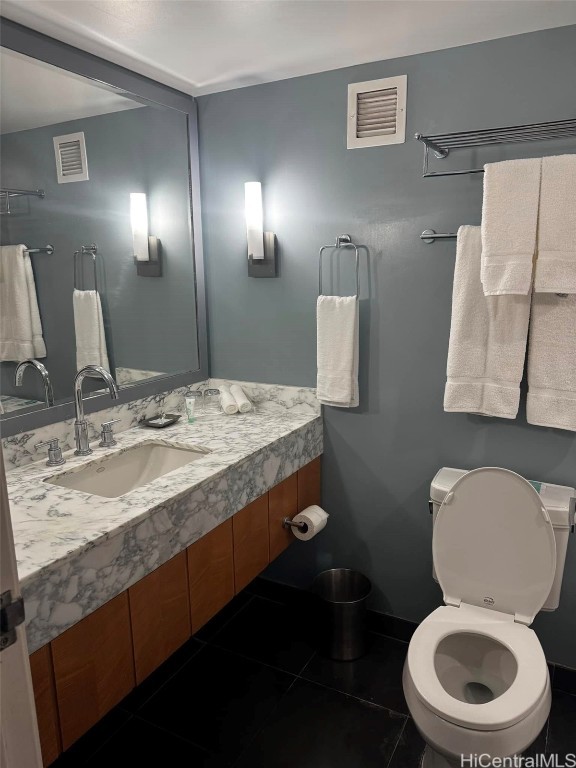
(245, 182, 264, 261)
(130, 192, 150, 262)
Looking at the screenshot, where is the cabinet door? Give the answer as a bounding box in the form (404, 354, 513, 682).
(129, 552, 191, 684)
(297, 457, 322, 511)
(268, 474, 298, 560)
(233, 494, 270, 592)
(29, 645, 61, 767)
(188, 519, 235, 633)
(51, 593, 135, 750)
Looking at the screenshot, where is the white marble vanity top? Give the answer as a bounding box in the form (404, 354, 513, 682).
(5, 381, 322, 651)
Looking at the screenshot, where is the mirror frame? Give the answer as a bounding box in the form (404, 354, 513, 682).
(0, 18, 208, 438)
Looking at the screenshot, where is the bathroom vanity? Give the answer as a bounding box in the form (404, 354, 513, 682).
(4, 381, 322, 765)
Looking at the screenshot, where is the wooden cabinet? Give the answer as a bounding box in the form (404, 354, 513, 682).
(297, 456, 322, 511)
(29, 645, 61, 767)
(51, 593, 135, 750)
(129, 552, 191, 684)
(187, 518, 235, 632)
(233, 494, 270, 592)
(268, 474, 298, 560)
(31, 459, 321, 760)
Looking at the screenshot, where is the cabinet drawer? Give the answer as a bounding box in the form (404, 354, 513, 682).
(268, 474, 298, 560)
(129, 552, 191, 684)
(188, 519, 235, 632)
(30, 645, 61, 766)
(233, 494, 270, 592)
(51, 593, 135, 750)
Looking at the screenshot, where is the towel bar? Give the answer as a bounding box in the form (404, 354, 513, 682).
(318, 234, 361, 296)
(420, 230, 457, 244)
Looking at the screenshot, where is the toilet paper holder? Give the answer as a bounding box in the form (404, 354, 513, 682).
(282, 517, 307, 532)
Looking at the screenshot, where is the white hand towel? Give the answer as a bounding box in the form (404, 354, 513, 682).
(0, 244, 46, 361)
(444, 226, 531, 419)
(220, 385, 239, 415)
(481, 158, 541, 296)
(534, 154, 576, 293)
(230, 384, 252, 413)
(73, 289, 110, 371)
(527, 293, 576, 431)
(317, 295, 359, 408)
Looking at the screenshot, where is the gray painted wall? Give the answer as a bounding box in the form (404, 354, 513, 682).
(198, 25, 576, 668)
(1, 105, 198, 403)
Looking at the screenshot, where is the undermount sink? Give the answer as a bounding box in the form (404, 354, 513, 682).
(46, 441, 210, 499)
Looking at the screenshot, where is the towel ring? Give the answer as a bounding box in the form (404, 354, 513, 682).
(318, 234, 360, 297)
(74, 244, 98, 292)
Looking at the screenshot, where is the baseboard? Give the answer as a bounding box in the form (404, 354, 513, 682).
(248, 577, 576, 689)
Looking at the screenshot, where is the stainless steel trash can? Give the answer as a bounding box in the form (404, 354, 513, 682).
(311, 569, 372, 661)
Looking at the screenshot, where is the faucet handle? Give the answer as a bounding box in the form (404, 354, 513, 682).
(99, 419, 121, 448)
(35, 438, 65, 467)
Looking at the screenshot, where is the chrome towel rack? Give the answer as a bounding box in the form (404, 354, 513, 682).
(420, 230, 457, 244)
(319, 234, 361, 296)
(74, 244, 99, 292)
(0, 187, 45, 215)
(415, 118, 576, 177)
(24, 244, 54, 255)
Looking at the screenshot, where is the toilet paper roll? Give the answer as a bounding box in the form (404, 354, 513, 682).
(291, 505, 329, 541)
(220, 386, 239, 415)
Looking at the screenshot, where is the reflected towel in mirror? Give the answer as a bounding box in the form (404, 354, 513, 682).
(73, 288, 110, 371)
(0, 244, 46, 361)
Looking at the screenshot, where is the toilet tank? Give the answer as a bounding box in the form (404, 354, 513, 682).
(430, 467, 575, 612)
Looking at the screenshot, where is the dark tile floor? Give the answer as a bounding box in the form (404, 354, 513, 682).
(52, 587, 576, 767)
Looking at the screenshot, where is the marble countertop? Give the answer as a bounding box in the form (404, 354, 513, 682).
(7, 393, 322, 651)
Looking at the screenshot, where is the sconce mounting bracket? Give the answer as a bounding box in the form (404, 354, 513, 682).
(248, 232, 277, 278)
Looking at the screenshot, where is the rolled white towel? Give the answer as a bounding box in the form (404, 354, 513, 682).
(230, 384, 252, 413)
(220, 386, 239, 415)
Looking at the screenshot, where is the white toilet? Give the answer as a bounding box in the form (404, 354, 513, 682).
(403, 467, 575, 768)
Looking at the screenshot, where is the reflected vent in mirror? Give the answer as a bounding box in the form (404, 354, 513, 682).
(53, 131, 89, 183)
(347, 75, 407, 149)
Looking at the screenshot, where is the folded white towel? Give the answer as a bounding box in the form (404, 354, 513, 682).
(527, 293, 576, 431)
(317, 295, 359, 408)
(0, 244, 46, 361)
(220, 385, 239, 415)
(444, 226, 531, 419)
(73, 289, 110, 371)
(481, 158, 541, 296)
(534, 154, 576, 294)
(230, 383, 252, 413)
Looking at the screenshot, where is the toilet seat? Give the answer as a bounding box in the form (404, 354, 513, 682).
(433, 468, 557, 625)
(407, 605, 549, 731)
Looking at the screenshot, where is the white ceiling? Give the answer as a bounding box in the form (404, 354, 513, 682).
(0, 48, 140, 133)
(2, 1, 576, 97)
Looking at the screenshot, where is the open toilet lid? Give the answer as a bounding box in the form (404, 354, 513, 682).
(433, 467, 557, 625)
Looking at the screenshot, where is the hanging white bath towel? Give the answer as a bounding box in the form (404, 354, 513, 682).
(73, 288, 110, 372)
(0, 244, 46, 361)
(317, 294, 359, 408)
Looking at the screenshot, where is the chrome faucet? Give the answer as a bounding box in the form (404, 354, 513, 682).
(74, 366, 119, 456)
(14, 359, 54, 407)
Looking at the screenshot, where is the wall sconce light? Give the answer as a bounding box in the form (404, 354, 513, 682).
(244, 182, 277, 277)
(130, 192, 161, 277)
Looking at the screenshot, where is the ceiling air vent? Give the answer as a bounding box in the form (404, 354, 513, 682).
(347, 75, 407, 149)
(53, 132, 89, 183)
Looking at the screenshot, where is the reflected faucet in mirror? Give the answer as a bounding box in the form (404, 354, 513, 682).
(74, 366, 119, 456)
(14, 359, 54, 407)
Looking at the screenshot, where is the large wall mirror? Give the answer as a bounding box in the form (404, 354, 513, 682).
(0, 25, 204, 434)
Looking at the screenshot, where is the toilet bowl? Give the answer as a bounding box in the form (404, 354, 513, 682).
(404, 605, 551, 766)
(402, 467, 574, 767)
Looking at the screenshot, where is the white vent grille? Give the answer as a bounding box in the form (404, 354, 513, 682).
(53, 132, 89, 183)
(347, 75, 407, 149)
